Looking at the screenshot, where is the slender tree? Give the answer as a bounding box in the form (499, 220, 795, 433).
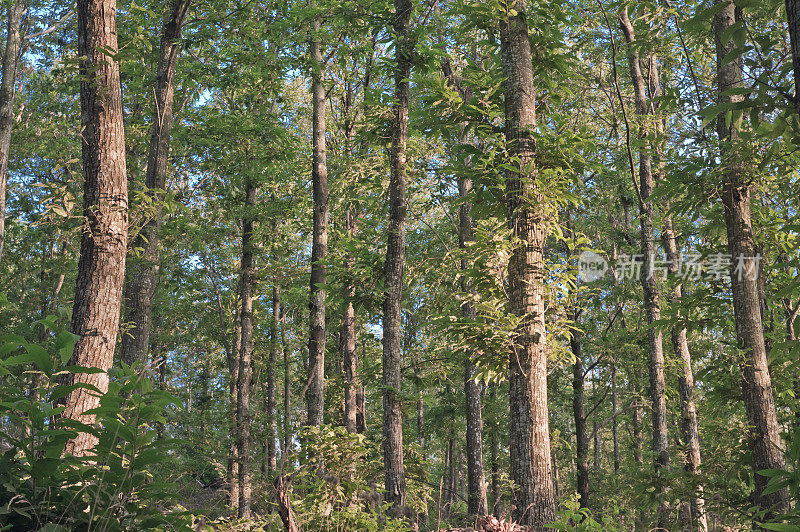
(236, 179, 257, 518)
(307, 14, 329, 427)
(63, 0, 129, 457)
(382, 0, 412, 516)
(266, 285, 279, 475)
(619, 10, 670, 526)
(713, 0, 790, 517)
(121, 0, 191, 366)
(499, 0, 556, 526)
(0, 0, 25, 261)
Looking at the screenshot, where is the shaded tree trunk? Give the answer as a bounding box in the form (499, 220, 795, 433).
(713, 0, 790, 517)
(121, 0, 191, 366)
(341, 207, 360, 433)
(63, 0, 129, 458)
(266, 285, 279, 476)
(236, 180, 257, 518)
(499, 0, 556, 527)
(459, 149, 488, 519)
(619, 10, 670, 527)
(381, 0, 412, 516)
(282, 304, 292, 457)
(787, 0, 800, 112)
(0, 0, 24, 262)
(571, 314, 589, 510)
(306, 15, 329, 427)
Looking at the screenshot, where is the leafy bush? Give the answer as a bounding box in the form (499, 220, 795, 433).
(0, 320, 192, 531)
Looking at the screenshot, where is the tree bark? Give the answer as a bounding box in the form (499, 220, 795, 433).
(282, 303, 292, 457)
(0, 0, 24, 262)
(341, 207, 360, 433)
(121, 0, 191, 366)
(236, 180, 257, 518)
(306, 15, 329, 427)
(63, 0, 129, 458)
(381, 0, 412, 517)
(787, 0, 800, 112)
(460, 146, 488, 519)
(713, 0, 790, 518)
(266, 285, 279, 476)
(619, 10, 670, 527)
(499, 1, 556, 527)
(570, 314, 589, 510)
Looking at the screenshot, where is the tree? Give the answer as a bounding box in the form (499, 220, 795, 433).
(121, 0, 191, 366)
(307, 13, 329, 428)
(713, 0, 790, 518)
(0, 0, 25, 261)
(382, 0, 412, 516)
(499, 0, 557, 526)
(62, 0, 129, 457)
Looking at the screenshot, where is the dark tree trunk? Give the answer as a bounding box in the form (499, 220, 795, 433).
(611, 363, 620, 473)
(282, 304, 292, 457)
(460, 146, 488, 519)
(63, 0, 129, 458)
(307, 15, 329, 427)
(713, 0, 790, 518)
(619, 10, 670, 527)
(0, 0, 24, 262)
(236, 180, 257, 518)
(382, 0, 412, 516)
(663, 215, 707, 531)
(787, 0, 800, 112)
(121, 0, 191, 366)
(341, 207, 360, 433)
(499, 1, 556, 527)
(570, 315, 589, 510)
(266, 285, 279, 476)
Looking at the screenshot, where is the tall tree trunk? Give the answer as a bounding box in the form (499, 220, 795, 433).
(306, 15, 329, 427)
(713, 0, 790, 517)
(489, 384, 500, 514)
(63, 0, 129, 458)
(236, 180, 256, 518)
(499, 1, 556, 527)
(663, 213, 707, 531)
(382, 0, 412, 517)
(0, 0, 24, 262)
(571, 314, 590, 510)
(265, 285, 279, 476)
(460, 149, 488, 518)
(120, 0, 190, 366)
(619, 10, 670, 527)
(282, 304, 292, 457)
(341, 207, 360, 433)
(611, 362, 620, 473)
(787, 0, 800, 112)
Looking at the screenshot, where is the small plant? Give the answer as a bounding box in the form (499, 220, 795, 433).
(0, 320, 192, 531)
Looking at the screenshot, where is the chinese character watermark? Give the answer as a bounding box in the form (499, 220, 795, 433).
(577, 252, 761, 283)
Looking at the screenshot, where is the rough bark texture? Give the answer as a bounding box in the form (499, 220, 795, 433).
(570, 315, 589, 510)
(663, 213, 707, 531)
(499, 1, 556, 527)
(63, 0, 129, 458)
(460, 149, 488, 519)
(306, 15, 329, 427)
(121, 0, 190, 366)
(619, 10, 670, 527)
(0, 0, 24, 262)
(341, 207, 360, 433)
(282, 308, 292, 456)
(787, 0, 800, 112)
(236, 181, 256, 518)
(266, 285, 279, 476)
(713, 0, 790, 518)
(382, 0, 412, 516)
(275, 476, 299, 532)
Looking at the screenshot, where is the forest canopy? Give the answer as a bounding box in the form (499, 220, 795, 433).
(1, 0, 800, 530)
